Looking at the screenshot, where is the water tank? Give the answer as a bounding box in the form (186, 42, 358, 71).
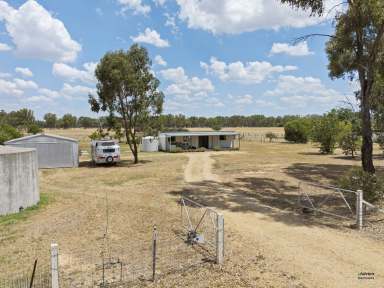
(141, 136, 159, 152)
(0, 146, 40, 215)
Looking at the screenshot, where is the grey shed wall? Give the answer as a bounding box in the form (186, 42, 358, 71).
(5, 134, 79, 169)
(0, 146, 39, 216)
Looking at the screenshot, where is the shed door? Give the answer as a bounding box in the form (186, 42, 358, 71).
(36, 143, 74, 168)
(199, 136, 209, 149)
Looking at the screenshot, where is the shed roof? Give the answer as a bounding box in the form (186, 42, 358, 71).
(159, 131, 239, 137)
(4, 133, 78, 144)
(0, 145, 36, 155)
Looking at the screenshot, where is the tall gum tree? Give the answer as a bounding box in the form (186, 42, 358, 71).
(282, 0, 384, 174)
(89, 44, 164, 164)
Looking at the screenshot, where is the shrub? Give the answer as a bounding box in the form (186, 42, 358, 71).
(338, 167, 384, 203)
(27, 124, 43, 135)
(265, 132, 278, 142)
(89, 129, 108, 140)
(311, 113, 348, 154)
(0, 124, 22, 144)
(338, 123, 361, 158)
(170, 147, 183, 153)
(377, 134, 384, 154)
(284, 119, 311, 143)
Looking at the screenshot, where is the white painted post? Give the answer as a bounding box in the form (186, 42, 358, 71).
(356, 190, 363, 230)
(51, 243, 59, 288)
(216, 214, 224, 265)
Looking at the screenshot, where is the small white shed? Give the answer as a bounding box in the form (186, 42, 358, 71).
(141, 136, 159, 152)
(5, 133, 79, 169)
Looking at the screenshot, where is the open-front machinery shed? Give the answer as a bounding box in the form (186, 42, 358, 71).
(158, 131, 240, 152)
(5, 133, 79, 169)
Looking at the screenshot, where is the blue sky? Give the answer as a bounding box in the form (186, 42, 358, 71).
(0, 0, 355, 119)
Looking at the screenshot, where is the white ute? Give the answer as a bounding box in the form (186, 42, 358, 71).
(91, 140, 121, 165)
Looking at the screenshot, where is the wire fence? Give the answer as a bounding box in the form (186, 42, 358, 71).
(239, 132, 285, 143)
(0, 260, 51, 288)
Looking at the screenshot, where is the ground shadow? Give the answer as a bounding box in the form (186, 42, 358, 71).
(79, 159, 152, 168)
(169, 177, 352, 230)
(284, 163, 353, 183)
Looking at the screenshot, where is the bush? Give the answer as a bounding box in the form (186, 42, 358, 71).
(339, 123, 361, 158)
(338, 167, 384, 203)
(27, 124, 43, 134)
(0, 124, 22, 144)
(311, 113, 348, 154)
(377, 134, 384, 154)
(170, 147, 183, 153)
(284, 119, 311, 143)
(265, 132, 278, 142)
(89, 129, 108, 140)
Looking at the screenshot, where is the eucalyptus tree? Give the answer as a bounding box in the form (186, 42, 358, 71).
(282, 0, 384, 173)
(89, 44, 164, 164)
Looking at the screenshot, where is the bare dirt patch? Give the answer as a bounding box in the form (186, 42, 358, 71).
(181, 142, 384, 288)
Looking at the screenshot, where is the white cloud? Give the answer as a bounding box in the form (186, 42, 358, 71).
(0, 0, 81, 62)
(234, 94, 253, 105)
(131, 28, 170, 48)
(117, 0, 151, 15)
(270, 42, 314, 56)
(52, 62, 97, 84)
(160, 66, 214, 101)
(15, 67, 33, 77)
(201, 57, 297, 84)
(0, 72, 12, 78)
(0, 42, 11, 51)
(266, 75, 344, 107)
(13, 78, 38, 90)
(27, 84, 96, 102)
(164, 13, 179, 34)
(154, 0, 167, 6)
(154, 55, 167, 66)
(176, 0, 339, 34)
(0, 78, 23, 96)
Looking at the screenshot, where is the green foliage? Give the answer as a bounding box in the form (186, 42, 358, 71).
(377, 134, 384, 154)
(281, 0, 324, 15)
(311, 112, 348, 154)
(62, 114, 77, 129)
(265, 132, 278, 142)
(27, 123, 43, 135)
(284, 119, 312, 143)
(113, 124, 123, 142)
(90, 44, 164, 163)
(4, 108, 35, 130)
(89, 128, 108, 140)
(338, 167, 384, 203)
(0, 124, 22, 144)
(78, 116, 99, 128)
(44, 113, 57, 128)
(339, 124, 362, 158)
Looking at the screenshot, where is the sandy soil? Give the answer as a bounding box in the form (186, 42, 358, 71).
(183, 151, 384, 288)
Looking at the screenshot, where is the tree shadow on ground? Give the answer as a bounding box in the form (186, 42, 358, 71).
(79, 159, 152, 168)
(284, 163, 352, 183)
(169, 177, 353, 230)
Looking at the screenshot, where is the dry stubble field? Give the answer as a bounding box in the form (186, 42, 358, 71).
(1, 127, 384, 287)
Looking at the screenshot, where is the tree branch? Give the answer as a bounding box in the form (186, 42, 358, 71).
(293, 33, 337, 44)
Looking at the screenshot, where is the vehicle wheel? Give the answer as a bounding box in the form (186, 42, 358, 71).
(106, 156, 113, 164)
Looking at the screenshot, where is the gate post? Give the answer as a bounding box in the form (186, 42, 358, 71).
(356, 190, 363, 230)
(152, 225, 157, 282)
(216, 214, 224, 265)
(51, 243, 59, 288)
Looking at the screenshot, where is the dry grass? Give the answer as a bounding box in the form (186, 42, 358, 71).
(1, 128, 384, 287)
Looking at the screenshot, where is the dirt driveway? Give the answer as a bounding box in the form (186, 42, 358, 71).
(183, 152, 384, 288)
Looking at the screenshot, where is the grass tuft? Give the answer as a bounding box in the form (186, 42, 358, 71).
(0, 193, 51, 226)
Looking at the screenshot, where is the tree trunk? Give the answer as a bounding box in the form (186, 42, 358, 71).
(360, 80, 376, 174)
(132, 140, 139, 164)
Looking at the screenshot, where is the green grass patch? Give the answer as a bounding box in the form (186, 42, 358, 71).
(0, 193, 51, 226)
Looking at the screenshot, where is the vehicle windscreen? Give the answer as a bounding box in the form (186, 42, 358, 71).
(101, 142, 115, 146)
